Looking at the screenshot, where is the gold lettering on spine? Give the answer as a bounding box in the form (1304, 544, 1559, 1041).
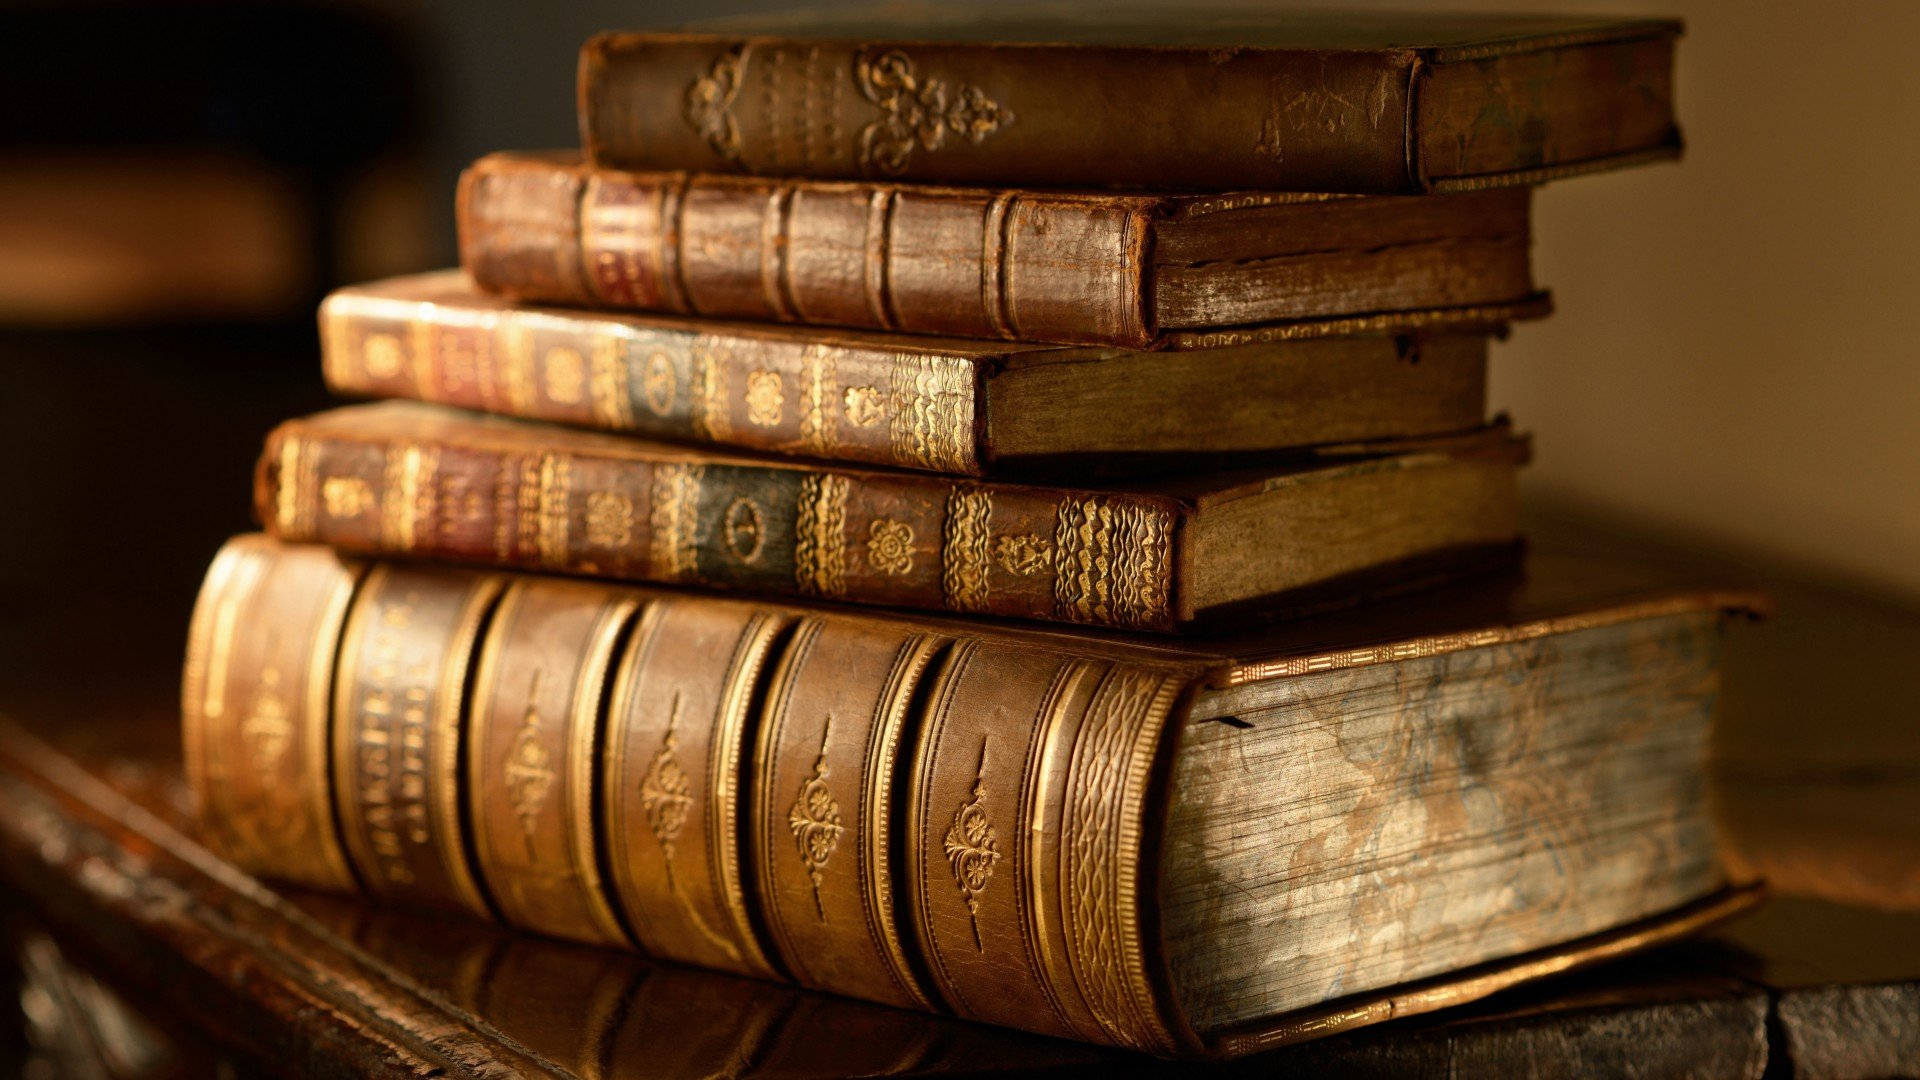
(944, 737, 1000, 951)
(274, 434, 308, 536)
(381, 445, 438, 552)
(941, 488, 992, 612)
(1058, 669, 1184, 1054)
(647, 464, 704, 582)
(1050, 498, 1174, 630)
(535, 455, 572, 569)
(787, 717, 844, 921)
(888, 353, 974, 473)
(794, 473, 848, 597)
(799, 344, 838, 455)
(589, 333, 633, 429)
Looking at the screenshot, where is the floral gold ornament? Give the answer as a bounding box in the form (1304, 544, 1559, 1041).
(639, 693, 694, 889)
(843, 385, 885, 427)
(502, 671, 556, 857)
(866, 518, 916, 575)
(321, 476, 374, 520)
(745, 368, 785, 426)
(787, 717, 845, 920)
(943, 738, 1001, 951)
(584, 492, 634, 549)
(856, 50, 1013, 176)
(684, 48, 745, 163)
(993, 534, 1050, 576)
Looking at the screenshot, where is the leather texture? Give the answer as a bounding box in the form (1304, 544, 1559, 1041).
(180, 535, 1758, 1055)
(458, 154, 1536, 348)
(251, 402, 1524, 632)
(578, 20, 1679, 193)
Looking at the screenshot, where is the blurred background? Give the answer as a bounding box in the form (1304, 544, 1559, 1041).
(0, 0, 1915, 883)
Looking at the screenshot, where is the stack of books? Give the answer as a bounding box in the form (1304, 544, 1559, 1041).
(182, 11, 1763, 1059)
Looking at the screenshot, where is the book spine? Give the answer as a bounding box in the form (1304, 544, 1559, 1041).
(465, 577, 642, 946)
(459, 154, 1157, 348)
(579, 34, 1419, 193)
(184, 536, 1199, 1051)
(601, 595, 789, 978)
(904, 639, 1191, 1054)
(320, 286, 991, 475)
(331, 562, 505, 917)
(182, 535, 365, 892)
(255, 417, 1182, 631)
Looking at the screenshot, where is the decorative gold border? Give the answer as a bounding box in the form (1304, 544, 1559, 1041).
(435, 574, 509, 918)
(863, 633, 948, 1010)
(708, 610, 788, 978)
(568, 595, 646, 947)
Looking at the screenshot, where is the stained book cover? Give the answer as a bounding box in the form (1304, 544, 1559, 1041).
(184, 534, 1765, 1056)
(579, 9, 1680, 193)
(253, 401, 1527, 631)
(323, 271, 1517, 476)
(456, 152, 1542, 349)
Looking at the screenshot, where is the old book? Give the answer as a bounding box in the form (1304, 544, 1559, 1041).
(181, 534, 1763, 1056)
(323, 271, 1518, 476)
(456, 152, 1544, 349)
(253, 401, 1526, 631)
(579, 10, 1681, 194)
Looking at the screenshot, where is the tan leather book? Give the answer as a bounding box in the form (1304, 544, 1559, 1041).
(183, 535, 1763, 1056)
(254, 401, 1526, 632)
(455, 152, 1544, 349)
(579, 10, 1681, 193)
(323, 271, 1522, 476)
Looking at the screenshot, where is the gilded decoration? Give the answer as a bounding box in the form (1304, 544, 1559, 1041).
(788, 719, 845, 920)
(866, 518, 916, 575)
(856, 50, 1013, 175)
(584, 492, 634, 549)
(684, 48, 745, 163)
(944, 738, 1001, 951)
(503, 672, 556, 851)
(745, 369, 785, 427)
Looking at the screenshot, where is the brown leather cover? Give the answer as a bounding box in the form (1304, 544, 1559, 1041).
(578, 14, 1680, 193)
(601, 596, 786, 978)
(752, 617, 946, 1009)
(465, 577, 641, 946)
(904, 640, 1190, 1052)
(322, 271, 1526, 476)
(181, 533, 363, 892)
(252, 401, 1524, 632)
(456, 152, 1536, 348)
(331, 562, 504, 917)
(180, 535, 1763, 1056)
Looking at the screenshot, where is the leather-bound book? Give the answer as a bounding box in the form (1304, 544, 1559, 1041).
(454, 153, 1545, 349)
(183, 535, 1764, 1056)
(578, 10, 1681, 193)
(254, 401, 1527, 632)
(322, 271, 1520, 476)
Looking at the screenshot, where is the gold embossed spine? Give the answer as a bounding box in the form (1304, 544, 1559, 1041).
(181, 535, 364, 892)
(751, 618, 946, 1010)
